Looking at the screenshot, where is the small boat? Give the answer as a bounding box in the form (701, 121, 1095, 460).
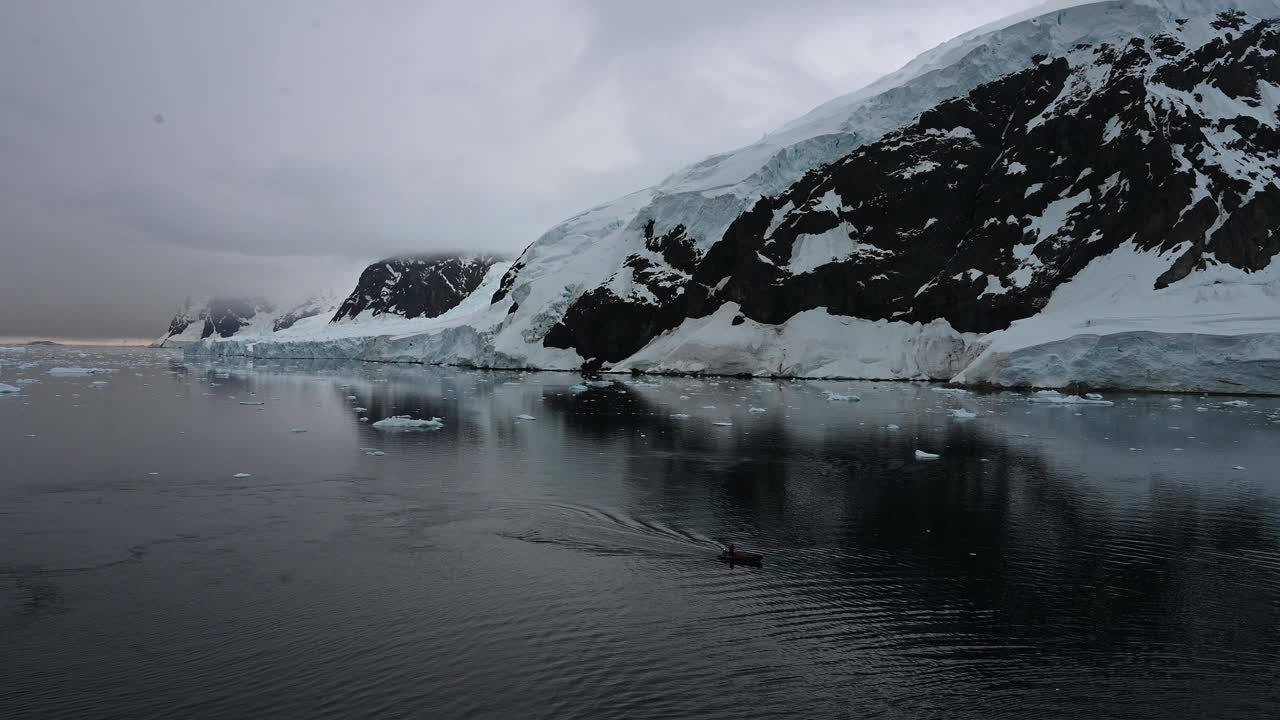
(717, 550, 763, 565)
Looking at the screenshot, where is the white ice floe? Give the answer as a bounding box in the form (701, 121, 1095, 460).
(915, 450, 940, 460)
(0, 383, 20, 394)
(749, 407, 766, 413)
(886, 424, 901, 430)
(47, 367, 113, 376)
(353, 406, 368, 412)
(670, 413, 691, 419)
(1221, 400, 1251, 408)
(1233, 466, 1247, 471)
(569, 384, 589, 393)
(233, 473, 252, 478)
(1028, 390, 1114, 406)
(825, 392, 861, 402)
(1084, 393, 1105, 401)
(947, 408, 978, 419)
(713, 421, 733, 426)
(516, 414, 536, 420)
(372, 415, 444, 431)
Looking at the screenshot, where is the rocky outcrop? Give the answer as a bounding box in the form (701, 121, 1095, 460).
(332, 255, 504, 322)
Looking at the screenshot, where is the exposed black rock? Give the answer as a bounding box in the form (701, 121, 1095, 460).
(332, 254, 503, 321)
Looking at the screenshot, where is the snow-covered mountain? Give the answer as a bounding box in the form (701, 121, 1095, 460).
(332, 255, 504, 322)
(187, 0, 1280, 394)
(154, 294, 340, 347)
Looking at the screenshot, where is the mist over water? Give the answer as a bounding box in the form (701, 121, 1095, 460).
(2, 346, 1279, 719)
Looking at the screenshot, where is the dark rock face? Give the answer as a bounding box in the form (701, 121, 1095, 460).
(542, 14, 1280, 365)
(203, 298, 272, 339)
(272, 297, 332, 332)
(332, 255, 503, 322)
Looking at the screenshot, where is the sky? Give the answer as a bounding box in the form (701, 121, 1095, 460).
(0, 0, 1048, 341)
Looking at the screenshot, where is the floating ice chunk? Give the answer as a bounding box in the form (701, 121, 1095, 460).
(353, 407, 368, 412)
(0, 383, 19, 394)
(1195, 407, 1209, 413)
(289, 428, 307, 433)
(372, 415, 443, 431)
(701, 405, 717, 409)
(47, 367, 113, 376)
(748, 407, 766, 413)
(1084, 393, 1105, 401)
(366, 450, 385, 456)
(233, 473, 252, 478)
(239, 401, 264, 406)
(947, 408, 977, 419)
(825, 392, 861, 402)
(712, 421, 733, 427)
(515, 414, 536, 420)
(1233, 466, 1246, 471)
(346, 395, 357, 400)
(886, 424, 901, 430)
(932, 387, 971, 396)
(1221, 400, 1251, 408)
(670, 413, 690, 419)
(915, 450, 940, 460)
(569, 384, 589, 393)
(678, 395, 691, 400)
(359, 417, 369, 423)
(1028, 390, 1113, 406)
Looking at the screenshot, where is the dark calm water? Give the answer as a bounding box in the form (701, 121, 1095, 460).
(2, 346, 1279, 719)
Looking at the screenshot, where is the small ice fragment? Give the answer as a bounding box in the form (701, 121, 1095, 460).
(679, 395, 690, 400)
(569, 384, 589, 393)
(670, 413, 690, 419)
(701, 405, 717, 410)
(233, 473, 252, 478)
(366, 450, 385, 456)
(148, 472, 159, 476)
(346, 395, 357, 400)
(947, 408, 977, 419)
(516, 414, 536, 420)
(1029, 390, 1113, 406)
(825, 392, 860, 402)
(748, 407, 766, 413)
(712, 421, 733, 427)
(1084, 393, 1104, 401)
(886, 424, 900, 430)
(47, 367, 113, 376)
(372, 415, 443, 431)
(359, 417, 369, 423)
(914, 450, 940, 460)
(353, 407, 368, 412)
(1221, 400, 1250, 408)
(932, 387, 970, 396)
(1233, 466, 1246, 471)
(0, 383, 19, 394)
(1195, 407, 1209, 412)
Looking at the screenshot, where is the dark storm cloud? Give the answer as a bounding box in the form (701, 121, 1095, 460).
(0, 0, 1048, 339)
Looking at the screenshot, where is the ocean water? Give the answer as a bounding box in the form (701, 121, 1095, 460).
(2, 346, 1279, 719)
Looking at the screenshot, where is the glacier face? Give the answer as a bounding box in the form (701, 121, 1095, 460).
(186, 0, 1280, 394)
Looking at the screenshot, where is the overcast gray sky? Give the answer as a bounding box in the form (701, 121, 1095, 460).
(0, 0, 1045, 340)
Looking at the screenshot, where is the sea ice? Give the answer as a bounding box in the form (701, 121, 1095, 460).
(749, 407, 766, 413)
(915, 450, 940, 460)
(1028, 390, 1114, 406)
(948, 408, 978, 419)
(825, 392, 861, 402)
(0, 383, 19, 393)
(47, 367, 113, 376)
(372, 415, 444, 431)
(569, 384, 589, 393)
(516, 414, 536, 420)
(233, 473, 252, 478)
